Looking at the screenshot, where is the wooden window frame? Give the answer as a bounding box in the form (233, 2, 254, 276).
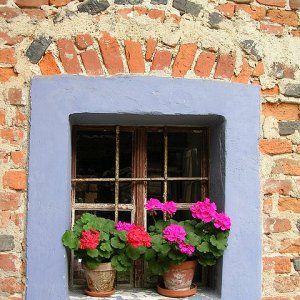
(71, 125, 209, 288)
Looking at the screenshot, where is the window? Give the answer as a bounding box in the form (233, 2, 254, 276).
(71, 125, 209, 288)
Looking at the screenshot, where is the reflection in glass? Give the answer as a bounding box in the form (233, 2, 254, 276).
(167, 181, 203, 203)
(119, 182, 132, 204)
(147, 132, 164, 177)
(76, 130, 115, 178)
(147, 181, 163, 201)
(120, 131, 133, 178)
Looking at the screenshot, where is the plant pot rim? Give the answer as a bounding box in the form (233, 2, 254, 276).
(169, 260, 197, 270)
(157, 283, 197, 298)
(83, 262, 114, 272)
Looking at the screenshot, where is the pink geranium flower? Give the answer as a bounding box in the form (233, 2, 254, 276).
(115, 221, 134, 231)
(163, 224, 186, 243)
(179, 242, 195, 256)
(214, 212, 231, 231)
(145, 198, 163, 211)
(161, 201, 177, 215)
(190, 198, 217, 223)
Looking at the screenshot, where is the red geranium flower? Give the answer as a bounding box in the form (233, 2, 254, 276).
(80, 228, 100, 249)
(127, 225, 151, 248)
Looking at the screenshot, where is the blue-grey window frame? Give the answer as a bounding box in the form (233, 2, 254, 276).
(27, 76, 261, 300)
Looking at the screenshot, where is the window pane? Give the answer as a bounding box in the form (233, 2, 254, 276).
(167, 181, 205, 203)
(119, 182, 132, 204)
(75, 210, 115, 221)
(171, 210, 192, 221)
(147, 181, 163, 201)
(168, 131, 207, 177)
(75, 182, 115, 204)
(76, 130, 115, 178)
(147, 132, 164, 177)
(120, 131, 133, 178)
(118, 210, 132, 223)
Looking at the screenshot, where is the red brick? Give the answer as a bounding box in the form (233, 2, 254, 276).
(3, 170, 27, 190)
(98, 32, 124, 75)
(133, 6, 148, 15)
(14, 111, 26, 127)
(290, 0, 300, 9)
(280, 238, 300, 253)
(170, 14, 181, 24)
(38, 52, 60, 75)
(172, 43, 197, 77)
(0, 151, 9, 163)
(0, 129, 24, 145)
(217, 2, 235, 18)
(151, 50, 172, 71)
(80, 50, 103, 75)
(273, 158, 300, 176)
(117, 8, 133, 19)
(253, 61, 265, 76)
(0, 277, 24, 294)
(0, 254, 17, 272)
(49, 0, 70, 6)
(15, 0, 48, 7)
(267, 10, 298, 27)
(263, 197, 272, 213)
(263, 256, 291, 274)
(261, 85, 279, 96)
(279, 196, 300, 213)
(274, 276, 300, 293)
(264, 218, 291, 233)
(0, 211, 10, 228)
(235, 4, 266, 21)
(145, 38, 157, 62)
(148, 9, 165, 22)
(259, 139, 292, 155)
(57, 39, 81, 74)
(262, 297, 291, 300)
(0, 110, 5, 125)
(0, 192, 21, 211)
(297, 145, 300, 154)
(75, 34, 93, 50)
(260, 23, 284, 35)
(23, 9, 47, 19)
(8, 88, 24, 106)
(257, 0, 285, 7)
(0, 32, 23, 46)
(263, 179, 291, 195)
(291, 30, 300, 37)
(0, 68, 17, 82)
(231, 58, 253, 83)
(194, 51, 216, 78)
(10, 151, 26, 167)
(0, 48, 17, 64)
(214, 53, 235, 80)
(262, 103, 299, 120)
(0, 0, 7, 3)
(124, 40, 145, 73)
(0, 8, 21, 19)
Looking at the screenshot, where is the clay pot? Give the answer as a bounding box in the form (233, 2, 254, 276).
(163, 260, 197, 291)
(83, 262, 116, 294)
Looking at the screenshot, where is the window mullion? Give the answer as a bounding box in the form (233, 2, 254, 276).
(115, 126, 120, 222)
(163, 128, 168, 204)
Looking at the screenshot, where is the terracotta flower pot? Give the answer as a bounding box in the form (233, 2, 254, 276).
(163, 260, 197, 291)
(83, 262, 116, 295)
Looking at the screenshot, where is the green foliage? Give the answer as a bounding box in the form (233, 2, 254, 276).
(111, 237, 125, 249)
(62, 230, 79, 250)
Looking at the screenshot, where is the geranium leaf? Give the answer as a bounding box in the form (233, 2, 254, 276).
(197, 242, 210, 253)
(62, 230, 79, 250)
(126, 246, 140, 260)
(144, 248, 156, 261)
(111, 237, 125, 249)
(210, 234, 228, 250)
(87, 248, 99, 258)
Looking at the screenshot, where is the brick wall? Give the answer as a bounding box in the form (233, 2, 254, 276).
(0, 0, 299, 298)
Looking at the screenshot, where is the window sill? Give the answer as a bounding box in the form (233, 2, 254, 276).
(69, 288, 218, 300)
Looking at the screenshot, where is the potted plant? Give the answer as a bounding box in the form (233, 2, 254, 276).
(62, 213, 151, 297)
(143, 198, 231, 298)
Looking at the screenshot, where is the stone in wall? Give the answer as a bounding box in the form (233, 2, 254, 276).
(26, 37, 52, 64)
(78, 0, 110, 15)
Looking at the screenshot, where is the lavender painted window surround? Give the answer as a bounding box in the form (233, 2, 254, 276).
(27, 76, 261, 300)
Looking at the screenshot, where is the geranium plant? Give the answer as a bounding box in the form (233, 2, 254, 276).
(143, 198, 231, 275)
(62, 213, 151, 271)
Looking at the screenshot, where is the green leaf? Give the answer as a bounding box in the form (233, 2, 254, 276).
(126, 246, 140, 260)
(111, 254, 132, 272)
(62, 230, 79, 250)
(197, 242, 210, 253)
(111, 237, 125, 249)
(83, 258, 102, 270)
(87, 248, 99, 258)
(148, 260, 170, 276)
(210, 233, 228, 250)
(198, 256, 217, 267)
(144, 248, 156, 261)
(100, 232, 109, 241)
(118, 231, 127, 242)
(148, 225, 155, 232)
(100, 242, 112, 252)
(137, 246, 147, 254)
(160, 243, 171, 256)
(186, 232, 201, 246)
(111, 256, 127, 272)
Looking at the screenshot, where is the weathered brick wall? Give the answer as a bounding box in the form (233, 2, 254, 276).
(0, 0, 299, 298)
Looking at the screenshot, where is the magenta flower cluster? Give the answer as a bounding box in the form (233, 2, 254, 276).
(190, 198, 231, 231)
(162, 224, 195, 256)
(115, 221, 134, 231)
(144, 198, 177, 216)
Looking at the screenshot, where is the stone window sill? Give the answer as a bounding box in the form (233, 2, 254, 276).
(69, 288, 218, 300)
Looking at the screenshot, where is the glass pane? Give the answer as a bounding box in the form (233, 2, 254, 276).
(75, 182, 115, 204)
(171, 210, 192, 221)
(167, 181, 204, 203)
(118, 210, 132, 223)
(168, 131, 207, 177)
(146, 211, 164, 228)
(120, 131, 133, 178)
(76, 130, 115, 178)
(119, 182, 132, 204)
(147, 181, 164, 201)
(147, 132, 164, 177)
